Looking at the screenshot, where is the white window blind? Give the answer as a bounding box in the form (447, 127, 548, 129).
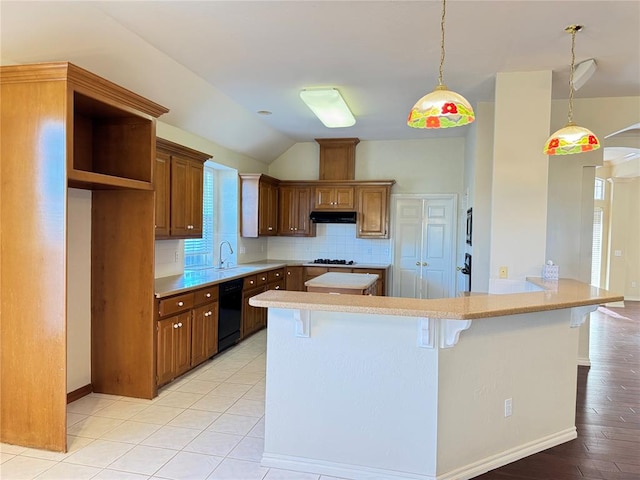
(591, 207, 603, 287)
(184, 166, 215, 269)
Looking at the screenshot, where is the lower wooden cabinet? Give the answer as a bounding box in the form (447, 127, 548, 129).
(286, 266, 304, 291)
(242, 285, 266, 339)
(191, 302, 219, 367)
(155, 285, 219, 387)
(157, 311, 192, 386)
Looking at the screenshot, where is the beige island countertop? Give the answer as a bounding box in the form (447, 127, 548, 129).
(304, 272, 379, 295)
(250, 277, 623, 319)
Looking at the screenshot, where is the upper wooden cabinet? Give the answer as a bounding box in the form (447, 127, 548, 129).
(313, 185, 355, 210)
(155, 138, 211, 239)
(240, 174, 279, 237)
(316, 138, 359, 180)
(278, 185, 315, 236)
(356, 184, 393, 238)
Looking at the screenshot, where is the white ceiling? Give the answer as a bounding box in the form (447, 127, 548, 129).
(1, 1, 639, 163)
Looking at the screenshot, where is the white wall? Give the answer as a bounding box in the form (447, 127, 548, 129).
(489, 71, 552, 287)
(67, 188, 92, 393)
(269, 138, 466, 194)
(267, 138, 466, 264)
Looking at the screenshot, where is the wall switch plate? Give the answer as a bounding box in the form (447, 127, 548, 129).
(499, 266, 508, 279)
(614, 250, 622, 257)
(504, 398, 513, 417)
(174, 251, 179, 262)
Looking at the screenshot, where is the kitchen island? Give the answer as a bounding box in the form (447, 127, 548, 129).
(304, 272, 378, 295)
(249, 279, 623, 480)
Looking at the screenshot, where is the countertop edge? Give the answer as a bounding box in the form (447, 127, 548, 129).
(248, 278, 624, 319)
(154, 261, 392, 298)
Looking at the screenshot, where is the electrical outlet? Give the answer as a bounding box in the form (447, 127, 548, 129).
(504, 398, 513, 417)
(239, 246, 246, 254)
(499, 266, 508, 279)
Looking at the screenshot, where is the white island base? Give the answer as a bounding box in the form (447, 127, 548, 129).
(252, 293, 602, 480)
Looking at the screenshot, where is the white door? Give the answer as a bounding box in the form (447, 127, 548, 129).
(392, 195, 456, 299)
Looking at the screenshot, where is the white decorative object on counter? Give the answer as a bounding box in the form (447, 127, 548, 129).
(542, 260, 559, 280)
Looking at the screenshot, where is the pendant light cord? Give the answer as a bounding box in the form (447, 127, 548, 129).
(438, 0, 446, 86)
(566, 25, 581, 125)
(567, 28, 576, 123)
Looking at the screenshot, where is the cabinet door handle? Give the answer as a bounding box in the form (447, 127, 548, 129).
(423, 262, 429, 266)
(262, 277, 266, 281)
(250, 280, 254, 285)
(178, 322, 183, 327)
(416, 262, 421, 266)
(177, 301, 184, 307)
(287, 271, 291, 275)
(207, 311, 212, 316)
(275, 285, 280, 290)
(275, 273, 280, 277)
(268, 227, 273, 231)
(206, 293, 211, 298)
(173, 323, 179, 329)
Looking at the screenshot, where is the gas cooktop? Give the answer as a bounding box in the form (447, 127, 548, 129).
(310, 259, 355, 265)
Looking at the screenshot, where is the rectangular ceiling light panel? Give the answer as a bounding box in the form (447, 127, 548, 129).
(300, 88, 356, 128)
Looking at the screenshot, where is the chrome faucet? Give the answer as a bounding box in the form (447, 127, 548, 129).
(218, 241, 234, 269)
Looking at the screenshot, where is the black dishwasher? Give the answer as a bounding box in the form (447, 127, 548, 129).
(218, 278, 243, 352)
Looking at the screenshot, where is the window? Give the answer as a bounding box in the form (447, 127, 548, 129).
(184, 166, 215, 269)
(594, 177, 605, 200)
(591, 207, 603, 287)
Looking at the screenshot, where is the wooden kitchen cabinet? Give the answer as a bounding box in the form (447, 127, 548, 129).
(156, 138, 211, 239)
(242, 283, 266, 339)
(1, 62, 168, 451)
(356, 184, 392, 239)
(156, 311, 192, 386)
(240, 174, 279, 237)
(191, 302, 218, 367)
(313, 185, 355, 210)
(155, 284, 218, 386)
(278, 185, 315, 236)
(316, 138, 359, 180)
(286, 266, 304, 291)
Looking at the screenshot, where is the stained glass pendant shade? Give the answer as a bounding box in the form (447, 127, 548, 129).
(544, 25, 600, 155)
(407, 0, 475, 129)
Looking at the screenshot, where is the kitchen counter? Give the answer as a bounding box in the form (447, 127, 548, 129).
(250, 277, 622, 319)
(154, 260, 391, 298)
(305, 272, 378, 295)
(154, 262, 289, 298)
(253, 278, 623, 480)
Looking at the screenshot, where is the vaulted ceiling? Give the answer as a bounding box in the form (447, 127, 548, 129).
(2, 1, 639, 164)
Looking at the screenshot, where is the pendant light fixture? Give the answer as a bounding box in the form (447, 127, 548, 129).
(407, 0, 474, 129)
(543, 25, 600, 155)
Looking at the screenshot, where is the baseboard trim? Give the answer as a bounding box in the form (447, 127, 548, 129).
(577, 357, 591, 367)
(605, 301, 625, 308)
(262, 427, 577, 480)
(67, 384, 92, 404)
(435, 427, 577, 480)
(262, 452, 435, 480)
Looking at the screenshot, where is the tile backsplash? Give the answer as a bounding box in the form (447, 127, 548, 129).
(267, 224, 392, 264)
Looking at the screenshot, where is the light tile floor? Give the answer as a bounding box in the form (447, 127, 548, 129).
(0, 330, 346, 480)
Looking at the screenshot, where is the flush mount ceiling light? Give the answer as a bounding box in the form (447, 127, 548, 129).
(407, 0, 475, 129)
(300, 88, 356, 128)
(544, 25, 600, 156)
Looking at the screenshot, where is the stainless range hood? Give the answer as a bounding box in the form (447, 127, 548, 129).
(309, 211, 357, 224)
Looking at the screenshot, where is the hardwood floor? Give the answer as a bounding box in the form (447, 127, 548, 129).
(476, 301, 640, 480)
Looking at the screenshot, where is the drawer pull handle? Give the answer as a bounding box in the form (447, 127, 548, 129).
(275, 273, 280, 277)
(177, 301, 184, 307)
(206, 293, 211, 298)
(275, 285, 280, 290)
(250, 280, 254, 285)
